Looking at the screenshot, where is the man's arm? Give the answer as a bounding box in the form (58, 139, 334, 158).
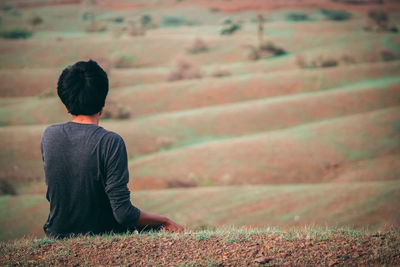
(103, 133, 183, 232)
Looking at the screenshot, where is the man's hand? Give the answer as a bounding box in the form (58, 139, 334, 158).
(163, 218, 184, 232)
(136, 211, 183, 232)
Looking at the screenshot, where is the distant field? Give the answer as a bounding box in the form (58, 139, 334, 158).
(1, 82, 399, 189)
(0, 0, 399, 241)
(1, 182, 399, 240)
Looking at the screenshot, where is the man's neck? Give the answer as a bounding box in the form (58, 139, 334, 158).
(72, 114, 100, 125)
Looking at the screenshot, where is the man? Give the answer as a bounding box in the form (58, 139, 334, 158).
(41, 60, 183, 238)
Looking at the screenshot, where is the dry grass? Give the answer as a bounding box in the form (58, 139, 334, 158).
(167, 56, 202, 81)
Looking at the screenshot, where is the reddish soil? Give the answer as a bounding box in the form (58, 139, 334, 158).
(1, 231, 400, 266)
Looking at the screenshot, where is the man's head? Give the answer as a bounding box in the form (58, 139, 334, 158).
(57, 60, 108, 116)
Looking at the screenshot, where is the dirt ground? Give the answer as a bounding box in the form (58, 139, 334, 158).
(1, 230, 400, 266)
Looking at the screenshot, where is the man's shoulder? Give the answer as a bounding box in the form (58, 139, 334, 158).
(42, 122, 68, 138)
(100, 130, 125, 146)
(42, 122, 118, 141)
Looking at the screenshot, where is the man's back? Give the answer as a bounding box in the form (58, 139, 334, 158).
(42, 60, 182, 237)
(41, 121, 140, 238)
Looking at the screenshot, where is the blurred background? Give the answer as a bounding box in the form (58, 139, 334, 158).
(0, 0, 399, 241)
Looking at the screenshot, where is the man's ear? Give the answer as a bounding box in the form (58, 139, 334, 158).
(65, 106, 70, 114)
(99, 107, 103, 116)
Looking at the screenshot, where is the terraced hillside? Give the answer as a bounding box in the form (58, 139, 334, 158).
(0, 0, 399, 240)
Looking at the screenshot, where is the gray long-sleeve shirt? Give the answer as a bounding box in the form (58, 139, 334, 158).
(41, 121, 141, 238)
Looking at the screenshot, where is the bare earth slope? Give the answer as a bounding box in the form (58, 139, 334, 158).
(128, 107, 400, 188)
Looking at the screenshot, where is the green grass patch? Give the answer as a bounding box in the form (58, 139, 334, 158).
(347, 150, 373, 161)
(161, 16, 198, 27)
(0, 29, 32, 39)
(195, 234, 210, 241)
(285, 13, 311, 22)
(321, 9, 352, 21)
(391, 119, 400, 132)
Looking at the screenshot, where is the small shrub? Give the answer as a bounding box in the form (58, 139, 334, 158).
(220, 23, 240, 35)
(321, 59, 338, 67)
(259, 42, 287, 56)
(156, 136, 177, 150)
(39, 90, 55, 98)
(389, 26, 399, 33)
(342, 55, 356, 64)
(0, 5, 13, 12)
(211, 67, 231, 78)
(244, 46, 260, 61)
(85, 22, 107, 32)
(0, 178, 16, 195)
(112, 17, 124, 23)
(187, 38, 208, 54)
(140, 14, 152, 27)
(365, 9, 398, 33)
(166, 179, 196, 188)
(113, 55, 135, 68)
(297, 55, 339, 68)
(127, 21, 145, 36)
(286, 13, 310, 22)
(381, 49, 398, 62)
(162, 16, 186, 27)
(0, 28, 32, 39)
(222, 17, 233, 25)
(368, 9, 388, 27)
(27, 13, 43, 28)
(82, 12, 95, 22)
(102, 101, 131, 119)
(167, 57, 202, 81)
(321, 9, 352, 21)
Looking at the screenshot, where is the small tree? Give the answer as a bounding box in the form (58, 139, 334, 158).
(27, 13, 43, 31)
(257, 14, 264, 49)
(167, 56, 202, 81)
(244, 14, 287, 61)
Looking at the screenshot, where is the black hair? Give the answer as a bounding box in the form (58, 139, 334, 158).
(57, 60, 109, 116)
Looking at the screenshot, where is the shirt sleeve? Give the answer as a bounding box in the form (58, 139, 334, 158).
(102, 133, 141, 227)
